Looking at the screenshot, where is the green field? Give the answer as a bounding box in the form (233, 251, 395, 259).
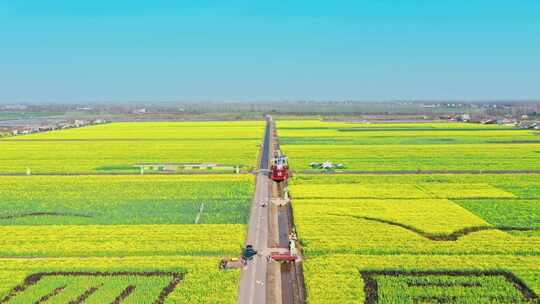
(0, 121, 264, 303)
(5, 118, 540, 303)
(0, 175, 249, 302)
(0, 121, 264, 174)
(0, 175, 251, 259)
(0, 176, 250, 302)
(0, 175, 252, 225)
(304, 254, 540, 304)
(290, 174, 540, 303)
(0, 111, 64, 120)
(278, 117, 540, 303)
(0, 256, 239, 303)
(279, 120, 540, 171)
(283, 120, 540, 303)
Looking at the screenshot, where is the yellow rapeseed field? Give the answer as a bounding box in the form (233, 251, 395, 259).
(290, 173, 540, 303)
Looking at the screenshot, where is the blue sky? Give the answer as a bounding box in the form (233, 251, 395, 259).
(0, 1, 539, 102)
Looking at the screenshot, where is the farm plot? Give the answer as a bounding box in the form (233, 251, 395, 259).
(0, 224, 245, 257)
(289, 174, 540, 303)
(0, 175, 252, 225)
(278, 120, 534, 145)
(0, 121, 265, 303)
(1, 272, 182, 303)
(0, 121, 264, 174)
(278, 120, 540, 171)
(303, 255, 540, 304)
(0, 175, 249, 257)
(0, 256, 240, 303)
(0, 174, 254, 302)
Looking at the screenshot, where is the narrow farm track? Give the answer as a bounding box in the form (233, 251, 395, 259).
(0, 212, 92, 220)
(237, 119, 272, 304)
(299, 170, 540, 175)
(15, 169, 540, 177)
(0, 172, 250, 176)
(2, 138, 256, 142)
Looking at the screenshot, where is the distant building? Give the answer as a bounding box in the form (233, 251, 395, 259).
(481, 119, 497, 125)
(519, 121, 537, 129)
(133, 108, 147, 114)
(12, 127, 33, 135)
(73, 120, 88, 127)
(2, 104, 27, 110)
(92, 119, 107, 124)
(457, 114, 471, 122)
(38, 125, 56, 132)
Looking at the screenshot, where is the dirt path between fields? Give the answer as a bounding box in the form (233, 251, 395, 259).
(0, 212, 92, 220)
(0, 172, 251, 176)
(299, 169, 540, 175)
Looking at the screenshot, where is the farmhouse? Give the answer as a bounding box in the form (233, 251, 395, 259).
(12, 127, 34, 135)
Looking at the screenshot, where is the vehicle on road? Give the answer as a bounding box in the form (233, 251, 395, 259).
(242, 245, 258, 264)
(271, 153, 289, 182)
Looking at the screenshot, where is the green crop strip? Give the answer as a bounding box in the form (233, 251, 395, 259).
(0, 175, 253, 225)
(0, 272, 183, 304)
(360, 270, 538, 304)
(339, 214, 540, 241)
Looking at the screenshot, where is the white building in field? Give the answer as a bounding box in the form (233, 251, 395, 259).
(135, 162, 240, 172)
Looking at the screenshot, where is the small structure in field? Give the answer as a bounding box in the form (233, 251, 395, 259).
(481, 118, 497, 125)
(310, 161, 346, 170)
(135, 162, 240, 173)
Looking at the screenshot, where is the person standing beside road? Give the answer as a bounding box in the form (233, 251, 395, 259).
(288, 239, 297, 256)
(242, 245, 258, 264)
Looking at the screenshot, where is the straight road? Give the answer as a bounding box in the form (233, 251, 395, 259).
(299, 169, 540, 175)
(0, 172, 252, 176)
(237, 119, 272, 304)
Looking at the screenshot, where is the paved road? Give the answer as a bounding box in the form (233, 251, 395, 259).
(237, 119, 272, 304)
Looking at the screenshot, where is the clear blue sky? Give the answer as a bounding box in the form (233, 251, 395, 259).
(1, 0, 539, 102)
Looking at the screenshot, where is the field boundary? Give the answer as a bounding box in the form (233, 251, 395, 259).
(360, 270, 539, 304)
(0, 172, 253, 176)
(0, 212, 93, 220)
(299, 170, 540, 175)
(0, 271, 183, 304)
(339, 214, 540, 241)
